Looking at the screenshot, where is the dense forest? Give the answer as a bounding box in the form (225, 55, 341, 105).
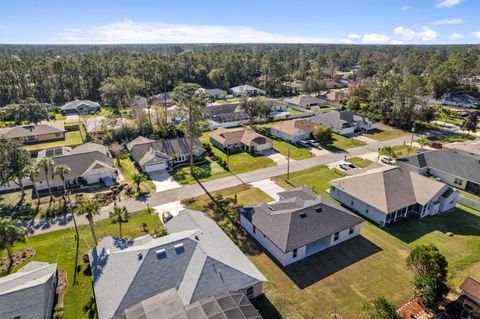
(0, 44, 479, 129)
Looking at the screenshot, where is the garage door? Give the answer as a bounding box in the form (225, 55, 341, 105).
(145, 161, 167, 172)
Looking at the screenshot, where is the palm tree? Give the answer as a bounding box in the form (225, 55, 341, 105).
(76, 199, 101, 245)
(132, 173, 146, 195)
(53, 164, 71, 199)
(24, 162, 40, 204)
(38, 158, 54, 202)
(417, 137, 430, 149)
(110, 206, 130, 238)
(0, 217, 27, 268)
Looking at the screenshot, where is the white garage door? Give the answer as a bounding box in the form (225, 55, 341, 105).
(145, 161, 167, 172)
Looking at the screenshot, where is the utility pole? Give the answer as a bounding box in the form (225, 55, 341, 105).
(410, 121, 416, 150)
(287, 148, 290, 180)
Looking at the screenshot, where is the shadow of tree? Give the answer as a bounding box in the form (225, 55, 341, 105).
(252, 294, 282, 319)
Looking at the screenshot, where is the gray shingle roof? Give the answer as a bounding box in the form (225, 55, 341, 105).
(398, 149, 480, 184)
(0, 261, 57, 319)
(0, 122, 65, 139)
(113, 289, 263, 319)
(240, 187, 363, 253)
(204, 103, 250, 123)
(61, 99, 100, 111)
(310, 110, 353, 130)
(91, 210, 266, 319)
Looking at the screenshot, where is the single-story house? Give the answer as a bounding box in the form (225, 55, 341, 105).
(285, 95, 323, 109)
(326, 90, 346, 102)
(310, 110, 376, 136)
(329, 166, 458, 227)
(90, 209, 266, 319)
(128, 136, 205, 172)
(113, 289, 263, 319)
(204, 103, 250, 128)
(84, 117, 132, 137)
(457, 277, 480, 318)
(283, 80, 306, 92)
(271, 119, 316, 143)
(61, 99, 100, 114)
(196, 88, 227, 100)
(0, 261, 57, 319)
(0, 122, 65, 144)
(398, 149, 480, 195)
(240, 187, 363, 266)
(229, 85, 266, 97)
(209, 127, 273, 154)
(154, 91, 173, 106)
(444, 140, 480, 160)
(35, 142, 117, 191)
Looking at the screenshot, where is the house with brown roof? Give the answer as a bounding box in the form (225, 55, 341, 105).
(329, 166, 458, 227)
(458, 277, 480, 318)
(209, 127, 272, 154)
(0, 122, 65, 144)
(270, 119, 316, 143)
(285, 95, 323, 109)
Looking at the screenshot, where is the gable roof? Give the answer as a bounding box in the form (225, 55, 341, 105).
(129, 137, 205, 166)
(210, 128, 272, 147)
(310, 110, 353, 130)
(126, 136, 156, 151)
(113, 289, 263, 319)
(0, 261, 57, 319)
(240, 187, 363, 253)
(285, 95, 322, 106)
(84, 117, 132, 134)
(128, 95, 148, 109)
(204, 103, 250, 123)
(0, 122, 65, 139)
(460, 277, 480, 301)
(329, 167, 448, 214)
(62, 99, 100, 111)
(230, 85, 265, 95)
(272, 119, 316, 135)
(91, 210, 266, 319)
(445, 140, 480, 157)
(398, 149, 480, 184)
(197, 88, 227, 97)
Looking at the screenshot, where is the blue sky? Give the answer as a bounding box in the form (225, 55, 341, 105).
(0, 0, 479, 44)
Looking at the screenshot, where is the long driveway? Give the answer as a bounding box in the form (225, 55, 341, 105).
(27, 134, 415, 235)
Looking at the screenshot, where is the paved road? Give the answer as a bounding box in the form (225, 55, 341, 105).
(27, 134, 416, 235)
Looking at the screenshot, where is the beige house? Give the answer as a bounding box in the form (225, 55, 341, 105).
(270, 119, 316, 143)
(285, 95, 323, 109)
(209, 127, 272, 154)
(0, 122, 65, 144)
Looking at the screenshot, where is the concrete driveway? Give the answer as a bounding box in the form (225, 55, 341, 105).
(154, 201, 185, 223)
(250, 179, 286, 202)
(147, 170, 181, 192)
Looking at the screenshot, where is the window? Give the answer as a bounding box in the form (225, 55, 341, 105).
(454, 178, 464, 186)
(349, 227, 354, 235)
(293, 249, 298, 258)
(253, 226, 256, 234)
(350, 200, 354, 206)
(331, 186, 336, 192)
(246, 286, 254, 297)
(55, 133, 61, 137)
(334, 232, 339, 241)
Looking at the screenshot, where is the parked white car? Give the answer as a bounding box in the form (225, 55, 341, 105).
(380, 155, 397, 165)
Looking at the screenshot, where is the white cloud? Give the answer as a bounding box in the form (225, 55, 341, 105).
(55, 19, 335, 44)
(400, 5, 412, 11)
(430, 18, 464, 25)
(339, 38, 354, 44)
(393, 26, 438, 42)
(435, 0, 461, 8)
(362, 33, 390, 44)
(346, 33, 361, 39)
(450, 33, 463, 39)
(390, 40, 405, 44)
(472, 31, 480, 39)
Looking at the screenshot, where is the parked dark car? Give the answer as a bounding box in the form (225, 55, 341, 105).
(431, 142, 443, 149)
(162, 211, 173, 224)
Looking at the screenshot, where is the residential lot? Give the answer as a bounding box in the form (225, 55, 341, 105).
(363, 123, 410, 141)
(0, 209, 163, 319)
(115, 157, 156, 194)
(322, 133, 367, 152)
(272, 139, 314, 160)
(171, 160, 231, 184)
(346, 156, 373, 168)
(23, 131, 83, 151)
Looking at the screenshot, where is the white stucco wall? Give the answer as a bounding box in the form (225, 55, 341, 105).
(271, 128, 308, 143)
(328, 224, 361, 246)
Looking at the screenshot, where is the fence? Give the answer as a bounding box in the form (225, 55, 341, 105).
(457, 195, 480, 211)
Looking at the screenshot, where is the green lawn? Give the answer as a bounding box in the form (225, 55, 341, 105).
(287, 108, 303, 114)
(200, 132, 276, 174)
(0, 209, 163, 319)
(116, 158, 156, 194)
(363, 123, 410, 141)
(459, 190, 480, 203)
(48, 113, 66, 121)
(272, 140, 314, 160)
(431, 133, 475, 144)
(346, 157, 373, 168)
(23, 131, 84, 151)
(322, 133, 366, 152)
(438, 115, 464, 126)
(273, 165, 346, 197)
(171, 160, 231, 184)
(392, 144, 417, 158)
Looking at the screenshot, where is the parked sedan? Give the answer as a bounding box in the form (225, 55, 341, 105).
(296, 140, 309, 148)
(338, 161, 356, 171)
(162, 211, 174, 224)
(307, 140, 322, 148)
(380, 155, 397, 165)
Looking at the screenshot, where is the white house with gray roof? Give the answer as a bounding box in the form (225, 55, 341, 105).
(0, 261, 57, 319)
(90, 210, 266, 319)
(329, 166, 458, 227)
(229, 85, 266, 97)
(61, 99, 100, 114)
(239, 187, 364, 266)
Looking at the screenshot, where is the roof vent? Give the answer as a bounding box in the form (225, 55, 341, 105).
(106, 249, 111, 255)
(174, 243, 185, 255)
(268, 206, 275, 211)
(300, 213, 307, 218)
(315, 207, 322, 213)
(137, 253, 143, 261)
(194, 235, 200, 241)
(156, 249, 167, 259)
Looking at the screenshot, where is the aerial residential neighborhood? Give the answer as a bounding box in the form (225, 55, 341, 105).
(0, 1, 480, 319)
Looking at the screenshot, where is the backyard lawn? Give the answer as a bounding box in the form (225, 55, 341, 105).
(273, 165, 346, 197)
(272, 140, 314, 160)
(363, 123, 410, 141)
(23, 131, 84, 151)
(346, 156, 373, 168)
(171, 160, 230, 184)
(392, 144, 417, 158)
(431, 133, 475, 144)
(115, 157, 156, 194)
(322, 133, 366, 152)
(0, 209, 163, 319)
